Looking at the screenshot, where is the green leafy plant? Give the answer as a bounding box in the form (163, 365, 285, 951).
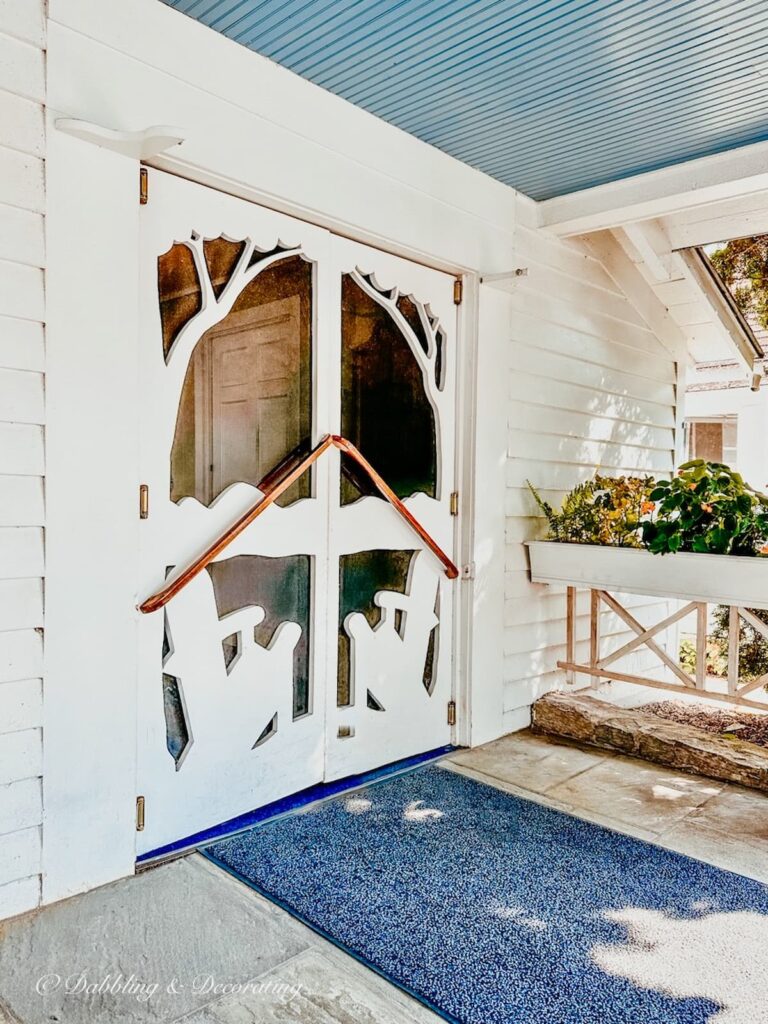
(641, 460, 768, 555)
(711, 605, 768, 681)
(527, 475, 655, 547)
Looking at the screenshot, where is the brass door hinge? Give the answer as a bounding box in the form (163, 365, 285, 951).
(453, 278, 463, 305)
(136, 795, 145, 832)
(139, 167, 148, 205)
(139, 484, 149, 519)
(447, 700, 456, 726)
(449, 491, 459, 516)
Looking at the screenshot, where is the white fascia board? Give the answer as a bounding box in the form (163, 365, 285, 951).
(538, 140, 768, 238)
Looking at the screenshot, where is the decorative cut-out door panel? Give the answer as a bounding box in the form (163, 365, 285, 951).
(325, 237, 457, 780)
(137, 170, 458, 856)
(137, 172, 332, 856)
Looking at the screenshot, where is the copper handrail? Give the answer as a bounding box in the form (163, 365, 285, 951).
(139, 434, 459, 614)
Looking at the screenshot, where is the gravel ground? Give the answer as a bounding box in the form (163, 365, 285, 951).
(641, 700, 768, 749)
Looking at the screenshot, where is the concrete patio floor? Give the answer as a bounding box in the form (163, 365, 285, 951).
(1, 729, 767, 1023)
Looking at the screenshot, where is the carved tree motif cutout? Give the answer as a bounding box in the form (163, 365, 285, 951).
(423, 584, 440, 695)
(157, 243, 202, 360)
(367, 690, 386, 711)
(157, 234, 302, 366)
(341, 273, 444, 505)
(162, 673, 192, 770)
(203, 236, 246, 299)
(434, 327, 446, 392)
(253, 713, 278, 748)
(396, 294, 430, 355)
(167, 249, 313, 508)
(162, 614, 173, 663)
(221, 631, 239, 672)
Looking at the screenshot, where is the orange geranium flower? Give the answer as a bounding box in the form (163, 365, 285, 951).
(640, 501, 655, 514)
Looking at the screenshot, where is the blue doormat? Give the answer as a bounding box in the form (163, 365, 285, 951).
(204, 765, 768, 1023)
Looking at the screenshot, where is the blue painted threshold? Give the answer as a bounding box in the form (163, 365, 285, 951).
(136, 744, 456, 864)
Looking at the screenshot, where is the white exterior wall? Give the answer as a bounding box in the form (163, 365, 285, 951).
(502, 217, 680, 729)
(0, 0, 690, 916)
(0, 0, 46, 920)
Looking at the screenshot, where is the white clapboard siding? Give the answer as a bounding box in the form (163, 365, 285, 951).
(0, 145, 44, 213)
(0, 679, 42, 735)
(515, 224, 621, 294)
(0, 874, 39, 919)
(0, 2, 45, 48)
(0, 776, 41, 835)
(0, 475, 45, 526)
(0, 727, 41, 784)
(510, 344, 676, 407)
(508, 375, 676, 429)
(0, 423, 44, 474)
(0, 579, 43, 631)
(0, 204, 45, 265)
(504, 602, 672, 657)
(509, 434, 672, 474)
(0, 527, 44, 579)
(0, 630, 43, 683)
(509, 406, 674, 452)
(510, 288, 668, 358)
(0, 32, 45, 102)
(0, 369, 44, 424)
(0, 0, 45, 919)
(0, 90, 44, 157)
(0, 317, 44, 372)
(522, 264, 648, 329)
(507, 460, 661, 495)
(0, 261, 44, 322)
(0, 826, 40, 887)
(504, 223, 678, 718)
(510, 312, 676, 383)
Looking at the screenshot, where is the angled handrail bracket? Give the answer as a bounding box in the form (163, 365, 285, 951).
(139, 434, 458, 614)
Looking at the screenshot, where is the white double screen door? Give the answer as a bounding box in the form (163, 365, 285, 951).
(136, 170, 458, 855)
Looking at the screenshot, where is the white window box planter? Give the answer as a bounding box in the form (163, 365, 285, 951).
(526, 541, 768, 611)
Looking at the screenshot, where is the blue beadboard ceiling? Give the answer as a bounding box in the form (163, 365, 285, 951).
(162, 0, 768, 200)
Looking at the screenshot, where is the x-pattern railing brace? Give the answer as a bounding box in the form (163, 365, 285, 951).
(557, 586, 768, 712)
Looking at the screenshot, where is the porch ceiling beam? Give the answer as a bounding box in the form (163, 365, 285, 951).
(538, 140, 768, 238)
